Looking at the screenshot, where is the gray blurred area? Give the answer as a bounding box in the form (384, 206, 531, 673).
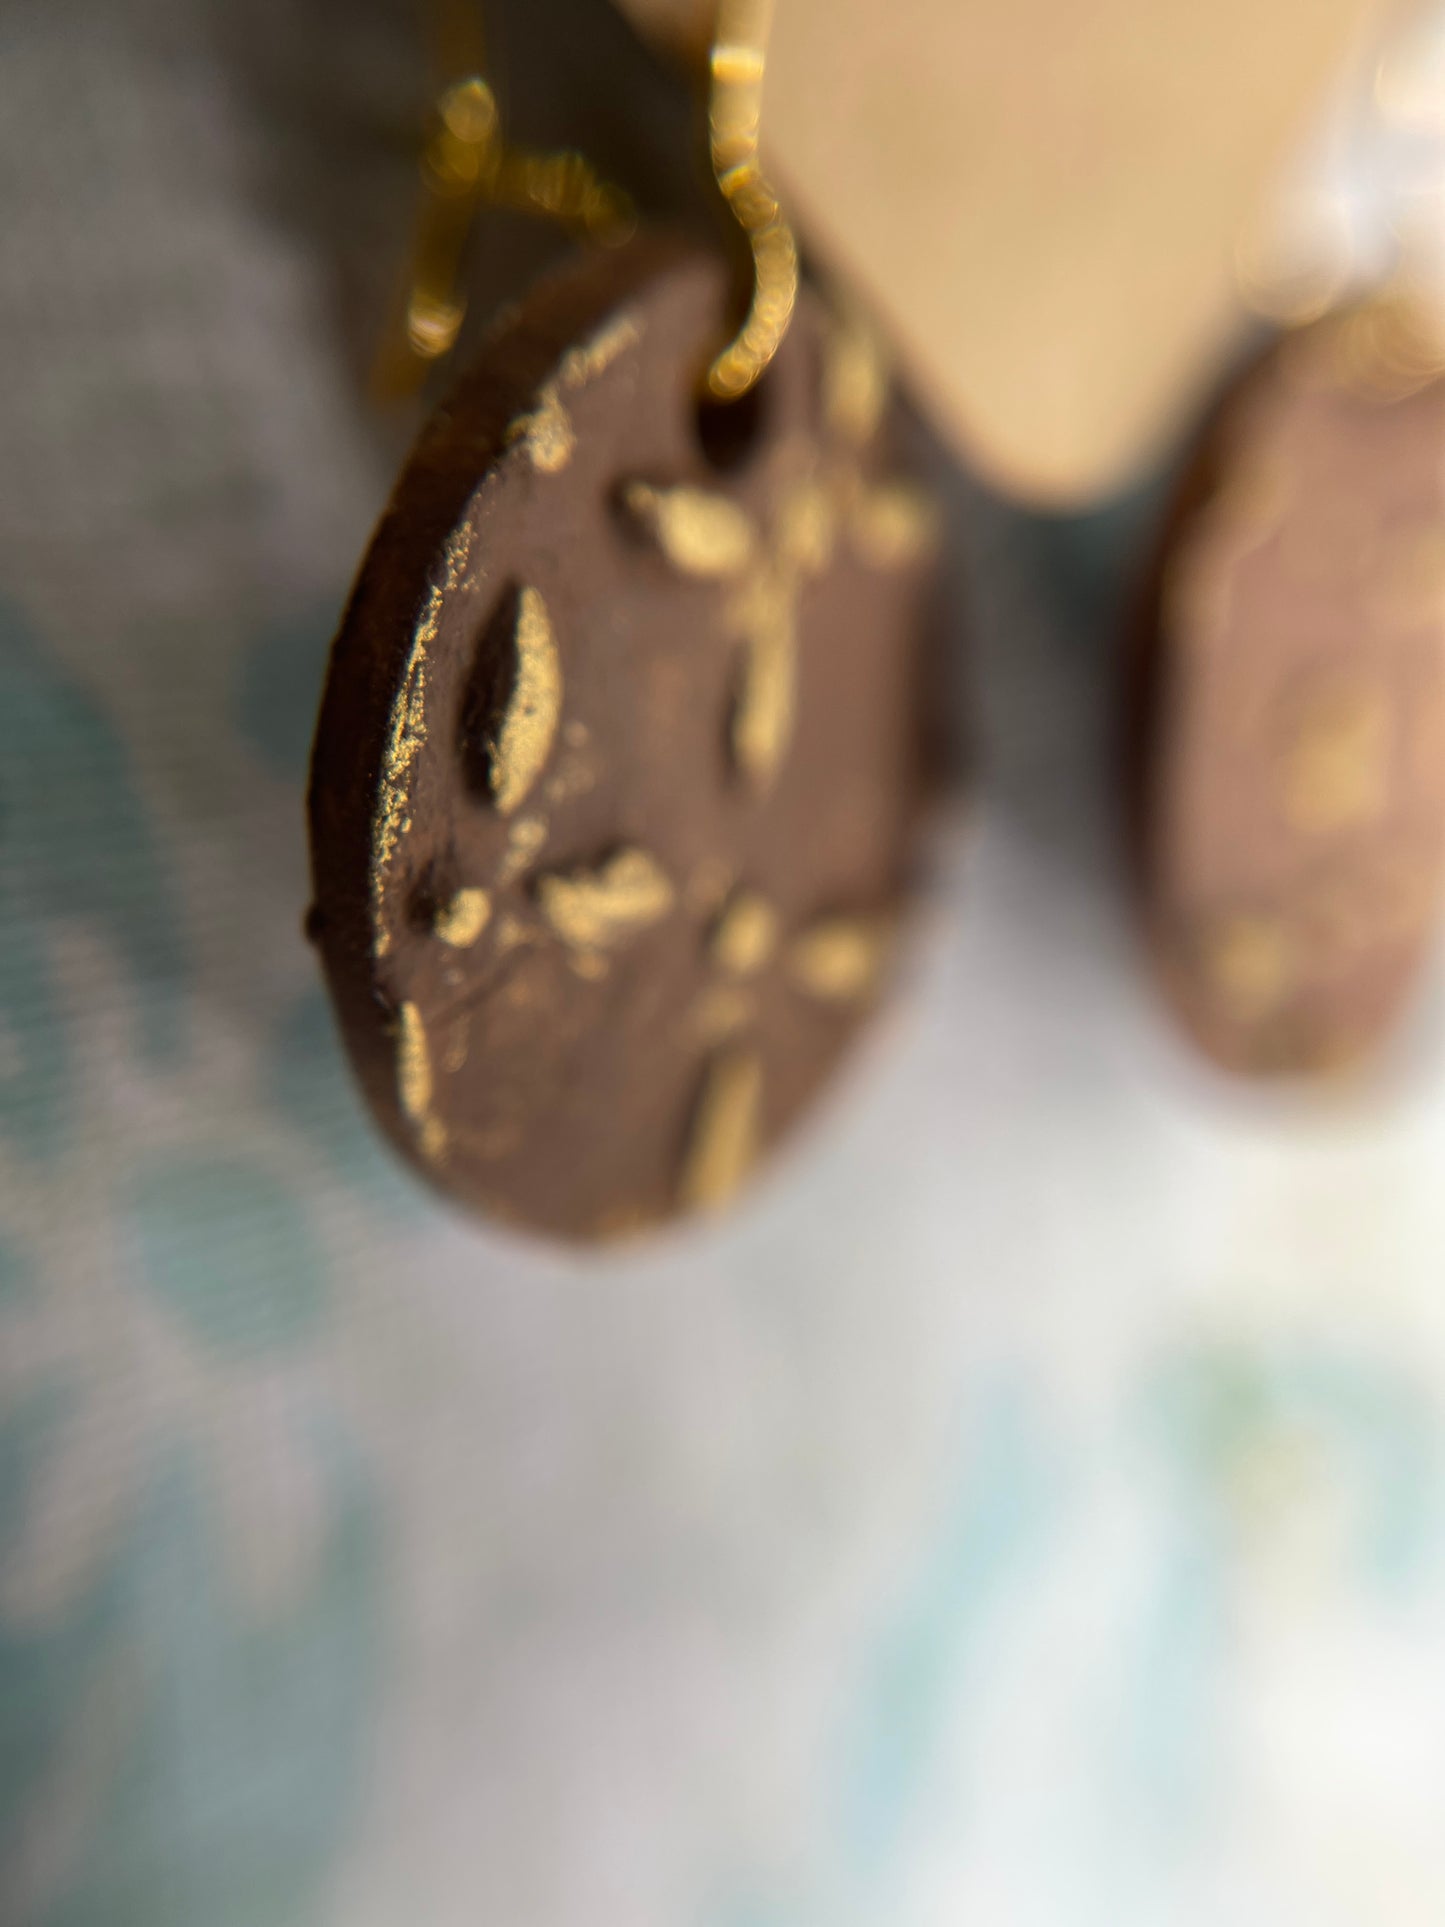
(4, 4, 1445, 1926)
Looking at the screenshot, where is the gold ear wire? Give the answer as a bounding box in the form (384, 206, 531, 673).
(704, 0, 799, 401)
(371, 47, 635, 402)
(373, 0, 797, 406)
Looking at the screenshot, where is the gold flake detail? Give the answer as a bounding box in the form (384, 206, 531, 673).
(850, 483, 941, 570)
(435, 887, 492, 948)
(493, 912, 535, 955)
(508, 381, 575, 472)
(560, 313, 641, 388)
(1200, 914, 1295, 1018)
(824, 305, 890, 446)
(397, 1001, 444, 1158)
(729, 568, 797, 789)
(623, 482, 756, 577)
(537, 847, 675, 948)
(372, 525, 472, 956)
(710, 891, 778, 976)
(777, 477, 836, 575)
(490, 587, 561, 816)
(499, 812, 549, 882)
(678, 1047, 763, 1211)
(788, 917, 891, 1002)
(442, 1021, 470, 1075)
(569, 949, 609, 982)
(544, 755, 597, 805)
(1281, 680, 1391, 833)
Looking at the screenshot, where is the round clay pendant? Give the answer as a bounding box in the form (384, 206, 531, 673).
(1131, 296, 1445, 1076)
(308, 235, 942, 1237)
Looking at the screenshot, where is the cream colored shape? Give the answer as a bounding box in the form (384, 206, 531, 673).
(621, 0, 1391, 501)
(491, 589, 561, 817)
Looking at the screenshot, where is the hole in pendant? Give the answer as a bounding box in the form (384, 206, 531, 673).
(459, 581, 523, 804)
(694, 375, 770, 473)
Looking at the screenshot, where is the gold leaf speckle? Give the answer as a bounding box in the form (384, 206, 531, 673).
(538, 847, 675, 949)
(491, 588, 561, 816)
(777, 477, 837, 576)
(508, 381, 575, 472)
(1200, 914, 1295, 1018)
(824, 306, 890, 446)
(623, 482, 756, 577)
(1281, 679, 1391, 833)
(371, 524, 472, 954)
(560, 313, 641, 388)
(678, 1047, 762, 1211)
(789, 917, 891, 1002)
(397, 1001, 444, 1158)
(711, 891, 778, 976)
(850, 483, 941, 570)
(435, 887, 492, 948)
(499, 811, 549, 882)
(729, 570, 797, 789)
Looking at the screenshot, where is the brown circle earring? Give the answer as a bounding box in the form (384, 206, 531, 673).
(306, 0, 946, 1238)
(1129, 286, 1445, 1079)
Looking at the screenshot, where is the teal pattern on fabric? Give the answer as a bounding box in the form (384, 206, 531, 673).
(837, 1387, 1057, 1872)
(0, 599, 187, 1132)
(0, 1384, 111, 1875)
(30, 1440, 380, 1927)
(124, 1152, 327, 1354)
(266, 985, 427, 1220)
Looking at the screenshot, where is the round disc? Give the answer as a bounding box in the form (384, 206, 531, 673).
(308, 235, 942, 1237)
(1131, 299, 1445, 1076)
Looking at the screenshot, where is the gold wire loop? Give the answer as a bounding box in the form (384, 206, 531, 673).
(377, 2, 797, 405)
(705, 0, 800, 401)
(374, 70, 636, 399)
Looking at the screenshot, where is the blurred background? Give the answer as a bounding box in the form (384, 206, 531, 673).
(6, 1, 1445, 1923)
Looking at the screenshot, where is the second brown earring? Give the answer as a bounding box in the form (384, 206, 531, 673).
(1129, 289, 1445, 1077)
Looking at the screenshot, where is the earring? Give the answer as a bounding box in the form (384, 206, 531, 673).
(307, 1, 945, 1238)
(1128, 286, 1445, 1078)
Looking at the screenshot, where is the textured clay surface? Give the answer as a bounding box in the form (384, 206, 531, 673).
(1131, 301, 1445, 1076)
(308, 235, 943, 1236)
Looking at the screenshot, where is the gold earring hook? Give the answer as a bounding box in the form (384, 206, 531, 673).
(705, 0, 800, 401)
(372, 34, 636, 401)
